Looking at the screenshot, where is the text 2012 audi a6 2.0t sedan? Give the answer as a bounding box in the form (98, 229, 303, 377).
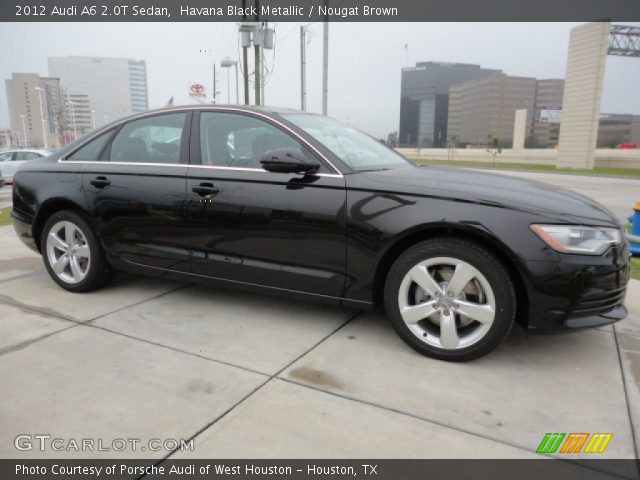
(11, 106, 630, 361)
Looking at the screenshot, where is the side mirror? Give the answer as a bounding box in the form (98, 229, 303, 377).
(260, 148, 320, 174)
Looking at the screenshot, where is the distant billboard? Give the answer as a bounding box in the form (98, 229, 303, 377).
(539, 106, 561, 124)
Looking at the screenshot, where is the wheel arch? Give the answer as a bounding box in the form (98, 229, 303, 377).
(33, 199, 91, 253)
(371, 223, 530, 327)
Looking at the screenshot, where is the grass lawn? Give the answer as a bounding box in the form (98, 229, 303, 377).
(0, 206, 11, 227)
(632, 257, 640, 281)
(409, 158, 640, 178)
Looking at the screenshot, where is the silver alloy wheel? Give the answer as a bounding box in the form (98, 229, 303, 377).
(397, 256, 496, 350)
(45, 220, 91, 284)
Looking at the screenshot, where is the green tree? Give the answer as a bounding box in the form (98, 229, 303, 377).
(486, 137, 502, 167)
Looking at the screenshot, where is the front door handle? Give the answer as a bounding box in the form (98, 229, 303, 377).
(192, 183, 220, 197)
(90, 176, 111, 188)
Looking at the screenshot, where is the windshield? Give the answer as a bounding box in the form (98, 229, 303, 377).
(282, 114, 409, 171)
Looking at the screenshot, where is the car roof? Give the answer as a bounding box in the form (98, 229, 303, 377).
(117, 104, 313, 121)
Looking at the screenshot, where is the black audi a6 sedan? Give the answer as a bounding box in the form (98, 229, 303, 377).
(11, 106, 630, 361)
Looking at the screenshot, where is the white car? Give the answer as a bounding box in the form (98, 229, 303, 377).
(0, 149, 52, 183)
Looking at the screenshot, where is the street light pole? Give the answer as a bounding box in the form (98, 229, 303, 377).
(322, 2, 329, 116)
(234, 61, 239, 104)
(300, 26, 307, 111)
(19, 114, 28, 148)
(34, 86, 48, 149)
(221, 58, 239, 105)
(67, 101, 77, 140)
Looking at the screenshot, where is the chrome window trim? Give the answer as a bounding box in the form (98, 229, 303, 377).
(59, 106, 344, 177)
(57, 159, 341, 178)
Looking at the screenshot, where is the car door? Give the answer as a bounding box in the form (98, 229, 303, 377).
(186, 110, 347, 297)
(79, 111, 191, 272)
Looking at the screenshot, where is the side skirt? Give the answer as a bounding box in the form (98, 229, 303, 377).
(108, 256, 373, 310)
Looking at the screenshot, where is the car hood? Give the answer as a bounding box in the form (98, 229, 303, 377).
(353, 165, 619, 226)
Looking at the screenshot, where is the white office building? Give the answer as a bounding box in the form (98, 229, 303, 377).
(48, 56, 149, 129)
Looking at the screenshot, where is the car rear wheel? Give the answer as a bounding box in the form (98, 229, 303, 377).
(41, 210, 113, 292)
(384, 237, 516, 361)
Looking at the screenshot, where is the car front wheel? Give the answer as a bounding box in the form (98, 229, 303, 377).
(41, 210, 113, 292)
(384, 237, 516, 361)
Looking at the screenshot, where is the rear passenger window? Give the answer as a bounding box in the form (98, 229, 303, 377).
(110, 113, 186, 164)
(68, 131, 113, 161)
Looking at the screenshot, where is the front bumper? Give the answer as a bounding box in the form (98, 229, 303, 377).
(522, 243, 630, 330)
(564, 304, 627, 329)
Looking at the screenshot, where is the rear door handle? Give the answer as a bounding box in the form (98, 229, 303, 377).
(192, 183, 220, 197)
(90, 176, 111, 188)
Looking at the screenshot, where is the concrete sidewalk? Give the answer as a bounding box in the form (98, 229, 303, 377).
(0, 224, 638, 461)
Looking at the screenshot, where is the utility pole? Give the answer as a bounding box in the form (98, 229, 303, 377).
(261, 38, 266, 105)
(254, 0, 261, 106)
(212, 64, 217, 103)
(300, 26, 307, 111)
(322, 1, 329, 116)
(241, 0, 250, 105)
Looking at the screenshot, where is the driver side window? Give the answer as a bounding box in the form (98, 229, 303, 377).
(200, 112, 314, 170)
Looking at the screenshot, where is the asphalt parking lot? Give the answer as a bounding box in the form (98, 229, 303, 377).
(0, 171, 638, 463)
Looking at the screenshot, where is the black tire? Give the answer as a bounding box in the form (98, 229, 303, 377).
(40, 210, 114, 292)
(384, 237, 515, 361)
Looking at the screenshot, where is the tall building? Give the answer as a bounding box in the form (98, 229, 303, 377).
(5, 73, 63, 148)
(447, 74, 537, 147)
(532, 79, 564, 147)
(65, 92, 93, 141)
(399, 62, 501, 147)
(48, 56, 149, 128)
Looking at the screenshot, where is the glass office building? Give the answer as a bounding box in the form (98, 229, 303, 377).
(399, 62, 500, 147)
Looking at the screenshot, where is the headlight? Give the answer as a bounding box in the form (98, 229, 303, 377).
(530, 224, 622, 255)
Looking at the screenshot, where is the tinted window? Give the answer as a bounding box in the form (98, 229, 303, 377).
(68, 131, 113, 161)
(14, 152, 41, 161)
(200, 112, 313, 169)
(0, 152, 12, 162)
(110, 113, 186, 164)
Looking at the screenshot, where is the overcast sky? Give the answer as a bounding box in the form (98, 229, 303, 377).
(1, 22, 639, 138)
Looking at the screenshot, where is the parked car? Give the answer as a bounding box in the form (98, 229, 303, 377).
(0, 149, 52, 183)
(11, 106, 630, 361)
